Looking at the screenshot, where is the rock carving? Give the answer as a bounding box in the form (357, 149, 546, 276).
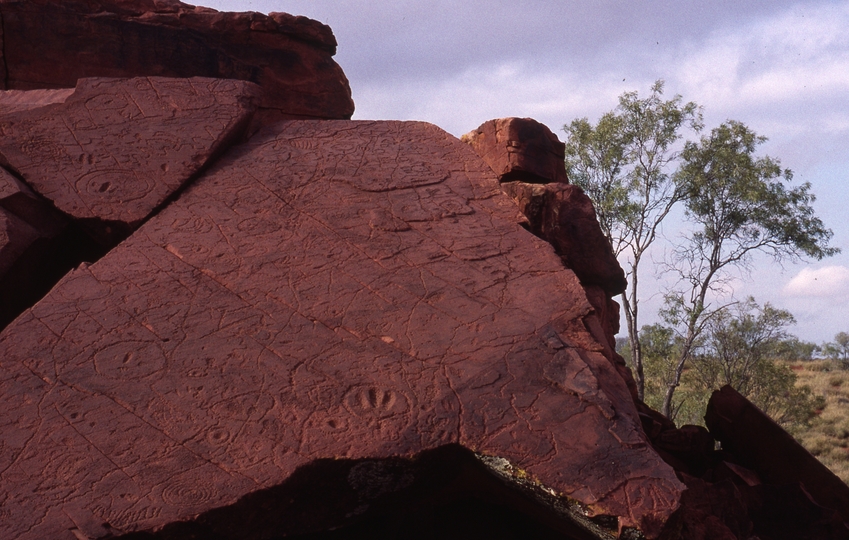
(0, 119, 683, 539)
(0, 3, 846, 538)
(0, 77, 261, 244)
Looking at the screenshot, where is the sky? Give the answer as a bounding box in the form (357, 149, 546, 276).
(197, 0, 848, 345)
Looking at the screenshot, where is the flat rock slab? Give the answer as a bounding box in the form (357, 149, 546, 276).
(0, 120, 682, 539)
(0, 88, 75, 114)
(0, 77, 260, 244)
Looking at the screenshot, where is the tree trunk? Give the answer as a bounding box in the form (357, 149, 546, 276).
(661, 324, 697, 419)
(621, 292, 644, 401)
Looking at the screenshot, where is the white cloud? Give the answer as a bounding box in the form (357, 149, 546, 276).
(673, 1, 849, 120)
(783, 265, 849, 297)
(353, 62, 653, 137)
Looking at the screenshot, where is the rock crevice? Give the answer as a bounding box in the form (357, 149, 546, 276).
(0, 76, 262, 330)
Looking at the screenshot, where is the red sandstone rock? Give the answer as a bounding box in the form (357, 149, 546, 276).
(0, 0, 354, 118)
(0, 120, 683, 539)
(464, 117, 569, 184)
(705, 385, 849, 524)
(0, 166, 82, 329)
(583, 285, 621, 353)
(500, 181, 627, 296)
(0, 77, 260, 245)
(671, 475, 752, 540)
(0, 88, 75, 114)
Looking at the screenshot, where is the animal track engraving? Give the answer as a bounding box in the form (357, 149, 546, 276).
(344, 386, 409, 419)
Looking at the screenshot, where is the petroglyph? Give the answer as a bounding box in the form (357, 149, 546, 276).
(0, 119, 683, 539)
(0, 77, 261, 243)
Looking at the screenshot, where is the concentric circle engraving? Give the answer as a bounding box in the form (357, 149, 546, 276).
(161, 480, 214, 507)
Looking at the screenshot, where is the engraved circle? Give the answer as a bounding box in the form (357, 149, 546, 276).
(52, 450, 90, 479)
(20, 135, 69, 161)
(237, 216, 282, 235)
(77, 170, 153, 202)
(161, 480, 214, 507)
(206, 426, 232, 446)
(85, 93, 130, 111)
(94, 341, 167, 380)
(172, 214, 215, 234)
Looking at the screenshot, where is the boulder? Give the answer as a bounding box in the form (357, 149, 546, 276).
(0, 167, 97, 330)
(0, 119, 684, 540)
(463, 117, 569, 184)
(0, 88, 75, 114)
(706, 385, 849, 524)
(0, 0, 354, 118)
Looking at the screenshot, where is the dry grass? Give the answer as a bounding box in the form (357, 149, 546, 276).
(789, 360, 849, 484)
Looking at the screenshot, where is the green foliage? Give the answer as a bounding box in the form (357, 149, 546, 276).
(773, 337, 820, 362)
(822, 332, 849, 366)
(636, 323, 682, 410)
(628, 301, 823, 429)
(563, 80, 701, 257)
(563, 113, 631, 253)
(689, 299, 794, 397)
(677, 120, 838, 265)
(619, 323, 710, 424)
(688, 299, 820, 427)
(658, 120, 839, 417)
(564, 80, 701, 401)
(568, 82, 838, 419)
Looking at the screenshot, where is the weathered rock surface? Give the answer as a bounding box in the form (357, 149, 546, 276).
(0, 88, 75, 114)
(0, 0, 354, 118)
(2, 2, 845, 537)
(463, 118, 628, 396)
(499, 181, 627, 297)
(0, 119, 684, 539)
(0, 77, 261, 245)
(464, 117, 569, 184)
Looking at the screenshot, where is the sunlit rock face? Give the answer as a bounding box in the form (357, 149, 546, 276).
(3, 2, 846, 540)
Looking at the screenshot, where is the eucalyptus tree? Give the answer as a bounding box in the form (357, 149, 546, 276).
(823, 331, 849, 365)
(689, 300, 798, 417)
(564, 80, 702, 400)
(659, 120, 838, 418)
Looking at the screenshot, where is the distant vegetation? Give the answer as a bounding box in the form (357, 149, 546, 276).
(617, 329, 849, 482)
(792, 358, 849, 484)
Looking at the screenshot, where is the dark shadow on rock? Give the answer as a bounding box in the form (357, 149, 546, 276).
(116, 444, 620, 540)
